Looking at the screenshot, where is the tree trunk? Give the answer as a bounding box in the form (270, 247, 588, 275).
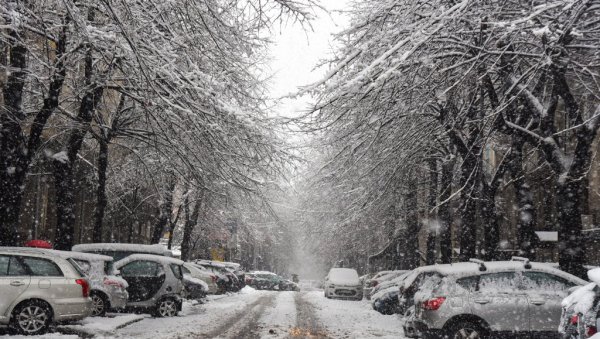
(557, 179, 585, 279)
(0, 19, 28, 246)
(439, 157, 454, 263)
(425, 159, 438, 265)
(507, 140, 539, 259)
(53, 9, 103, 250)
(92, 140, 108, 243)
(480, 179, 500, 261)
(151, 178, 176, 244)
(0, 13, 68, 246)
(402, 179, 420, 269)
(181, 189, 204, 261)
(458, 153, 478, 261)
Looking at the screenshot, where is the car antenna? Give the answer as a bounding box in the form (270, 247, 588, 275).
(469, 258, 487, 271)
(511, 256, 532, 269)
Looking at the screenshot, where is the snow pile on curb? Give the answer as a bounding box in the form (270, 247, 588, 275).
(61, 313, 147, 336)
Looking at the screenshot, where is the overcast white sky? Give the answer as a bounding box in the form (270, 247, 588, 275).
(268, 0, 350, 118)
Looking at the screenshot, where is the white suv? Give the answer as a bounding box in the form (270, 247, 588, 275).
(0, 248, 92, 335)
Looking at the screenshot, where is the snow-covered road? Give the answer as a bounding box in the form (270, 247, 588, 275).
(0, 288, 407, 338)
(116, 288, 407, 338)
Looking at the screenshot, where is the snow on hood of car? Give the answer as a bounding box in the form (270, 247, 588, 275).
(371, 284, 399, 301)
(562, 282, 596, 314)
(328, 268, 360, 285)
(588, 268, 600, 285)
(183, 274, 209, 291)
(114, 253, 184, 267)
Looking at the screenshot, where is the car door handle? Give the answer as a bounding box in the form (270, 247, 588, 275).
(10, 281, 25, 287)
(531, 300, 545, 305)
(474, 299, 490, 304)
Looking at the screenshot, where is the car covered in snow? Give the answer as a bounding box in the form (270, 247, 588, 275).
(247, 271, 284, 290)
(183, 263, 219, 294)
(0, 247, 92, 335)
(364, 270, 407, 300)
(114, 254, 184, 317)
(371, 271, 410, 315)
(324, 268, 362, 300)
(73, 243, 173, 261)
(42, 249, 128, 316)
(405, 258, 586, 339)
(559, 267, 600, 338)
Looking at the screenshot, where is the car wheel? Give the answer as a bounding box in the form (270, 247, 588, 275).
(154, 298, 178, 317)
(446, 320, 488, 339)
(11, 300, 52, 335)
(90, 292, 108, 317)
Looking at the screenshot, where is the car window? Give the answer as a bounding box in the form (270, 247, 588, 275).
(0, 255, 27, 276)
(104, 261, 114, 275)
(120, 260, 160, 277)
(73, 259, 91, 274)
(171, 264, 183, 279)
(521, 271, 575, 292)
(21, 257, 63, 276)
(455, 275, 479, 293)
(182, 266, 191, 274)
(477, 272, 518, 293)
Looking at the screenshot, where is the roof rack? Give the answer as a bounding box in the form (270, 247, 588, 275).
(469, 258, 487, 271)
(511, 256, 532, 269)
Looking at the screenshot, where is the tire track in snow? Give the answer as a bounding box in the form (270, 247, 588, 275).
(291, 292, 329, 339)
(203, 292, 277, 339)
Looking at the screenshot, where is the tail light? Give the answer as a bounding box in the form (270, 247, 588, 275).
(211, 275, 217, 282)
(104, 278, 125, 288)
(587, 325, 597, 337)
(76, 279, 90, 298)
(571, 315, 579, 325)
(422, 297, 446, 311)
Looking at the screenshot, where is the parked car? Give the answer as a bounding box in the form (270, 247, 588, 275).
(248, 271, 283, 290)
(0, 247, 92, 335)
(364, 270, 406, 299)
(369, 270, 408, 298)
(280, 279, 300, 291)
(196, 260, 244, 291)
(371, 271, 410, 315)
(47, 250, 128, 316)
(324, 268, 362, 300)
(183, 263, 219, 294)
(405, 258, 586, 339)
(559, 268, 600, 339)
(182, 274, 208, 301)
(114, 254, 184, 317)
(73, 243, 172, 261)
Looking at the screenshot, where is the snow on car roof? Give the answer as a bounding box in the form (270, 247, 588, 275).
(114, 253, 184, 267)
(196, 259, 241, 269)
(72, 243, 171, 255)
(0, 247, 113, 262)
(413, 261, 586, 284)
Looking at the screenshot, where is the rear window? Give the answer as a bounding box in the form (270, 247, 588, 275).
(121, 260, 161, 277)
(22, 257, 63, 277)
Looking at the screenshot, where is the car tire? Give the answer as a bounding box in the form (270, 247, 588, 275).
(10, 300, 52, 335)
(153, 298, 178, 317)
(445, 320, 488, 339)
(90, 292, 108, 317)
